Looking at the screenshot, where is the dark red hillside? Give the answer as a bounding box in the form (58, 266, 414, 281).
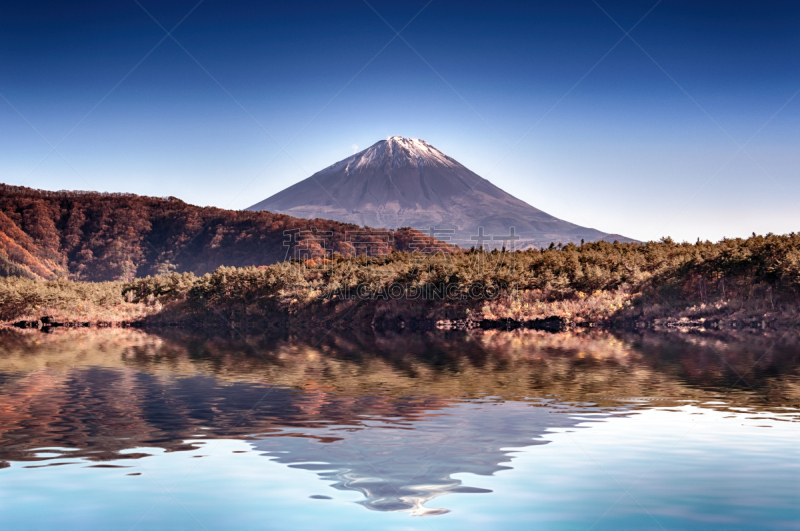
(0, 184, 457, 281)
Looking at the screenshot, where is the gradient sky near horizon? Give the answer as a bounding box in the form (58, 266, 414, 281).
(1, 0, 798, 242)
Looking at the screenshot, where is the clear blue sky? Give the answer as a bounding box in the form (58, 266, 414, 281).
(1, 0, 798, 242)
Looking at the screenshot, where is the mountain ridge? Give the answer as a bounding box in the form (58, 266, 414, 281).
(0, 184, 455, 281)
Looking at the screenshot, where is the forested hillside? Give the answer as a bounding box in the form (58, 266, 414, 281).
(0, 184, 456, 281)
(2, 232, 798, 332)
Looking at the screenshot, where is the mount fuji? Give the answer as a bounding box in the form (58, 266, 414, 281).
(248, 136, 633, 247)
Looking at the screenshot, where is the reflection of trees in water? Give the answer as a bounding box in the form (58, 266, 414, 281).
(0, 364, 458, 462)
(623, 332, 800, 404)
(0, 327, 798, 513)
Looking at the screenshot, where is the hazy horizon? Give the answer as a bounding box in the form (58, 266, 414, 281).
(2, 0, 798, 243)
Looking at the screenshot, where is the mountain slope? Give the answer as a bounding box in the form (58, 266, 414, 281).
(0, 211, 66, 280)
(249, 136, 633, 246)
(0, 184, 455, 282)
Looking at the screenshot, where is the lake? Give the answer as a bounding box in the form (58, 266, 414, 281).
(0, 328, 798, 530)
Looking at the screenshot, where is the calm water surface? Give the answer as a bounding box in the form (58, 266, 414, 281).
(0, 328, 798, 530)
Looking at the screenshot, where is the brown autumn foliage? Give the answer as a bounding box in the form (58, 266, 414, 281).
(0, 211, 68, 280)
(0, 184, 456, 281)
(2, 233, 798, 331)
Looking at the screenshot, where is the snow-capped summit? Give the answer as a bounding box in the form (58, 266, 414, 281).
(352, 136, 458, 171)
(248, 137, 632, 246)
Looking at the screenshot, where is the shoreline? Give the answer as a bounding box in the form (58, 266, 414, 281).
(5, 300, 796, 340)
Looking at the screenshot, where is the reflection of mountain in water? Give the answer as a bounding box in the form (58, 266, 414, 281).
(1, 328, 798, 515)
(254, 400, 597, 515)
(0, 348, 603, 514)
